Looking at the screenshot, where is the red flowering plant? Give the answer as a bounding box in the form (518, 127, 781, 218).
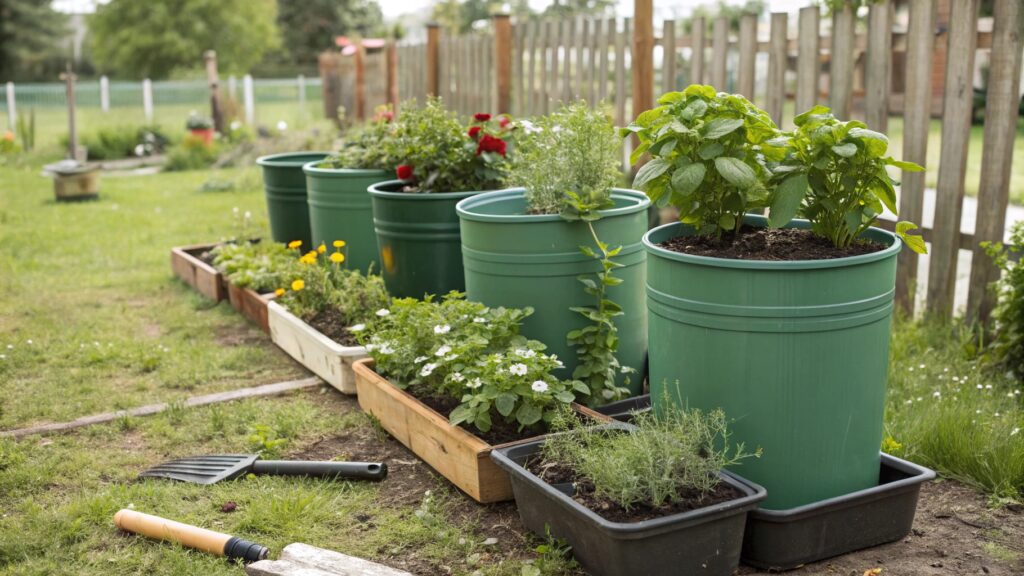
(383, 98, 514, 193)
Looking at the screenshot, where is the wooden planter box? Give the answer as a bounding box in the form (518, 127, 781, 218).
(352, 358, 610, 504)
(170, 244, 225, 301)
(227, 283, 273, 334)
(267, 301, 367, 394)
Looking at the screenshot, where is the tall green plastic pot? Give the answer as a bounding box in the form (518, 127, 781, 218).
(369, 180, 488, 299)
(457, 188, 650, 394)
(303, 163, 390, 272)
(645, 214, 901, 509)
(256, 152, 329, 247)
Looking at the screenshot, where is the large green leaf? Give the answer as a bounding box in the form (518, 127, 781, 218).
(769, 173, 807, 227)
(849, 128, 888, 157)
(896, 221, 927, 254)
(670, 162, 706, 196)
(495, 393, 516, 416)
(714, 157, 757, 189)
(697, 141, 725, 159)
(680, 99, 708, 121)
(703, 118, 744, 139)
(831, 142, 858, 158)
(632, 158, 670, 189)
(516, 402, 542, 426)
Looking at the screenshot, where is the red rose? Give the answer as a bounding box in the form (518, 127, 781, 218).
(467, 126, 482, 139)
(498, 117, 511, 128)
(476, 134, 507, 157)
(375, 110, 394, 123)
(396, 165, 414, 180)
(473, 113, 492, 122)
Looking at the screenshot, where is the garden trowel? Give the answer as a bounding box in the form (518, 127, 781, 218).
(139, 454, 387, 485)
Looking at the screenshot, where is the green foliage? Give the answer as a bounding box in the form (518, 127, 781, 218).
(0, 131, 21, 157)
(684, 1, 766, 34)
(627, 84, 780, 238)
(273, 0, 384, 67)
(276, 242, 390, 325)
(357, 293, 587, 433)
(16, 108, 35, 152)
(0, 0, 67, 82)
(508, 102, 621, 216)
(770, 106, 927, 252)
(247, 423, 288, 458)
(211, 241, 298, 293)
(541, 402, 758, 510)
(164, 134, 219, 171)
(185, 113, 214, 130)
(983, 222, 1024, 380)
(76, 124, 171, 160)
(317, 108, 397, 170)
(381, 98, 512, 192)
(89, 0, 281, 79)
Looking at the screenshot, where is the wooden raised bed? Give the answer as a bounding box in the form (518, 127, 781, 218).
(227, 283, 274, 334)
(170, 244, 225, 301)
(352, 358, 611, 504)
(267, 301, 367, 394)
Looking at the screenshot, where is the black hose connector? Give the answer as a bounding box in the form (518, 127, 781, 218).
(224, 536, 269, 563)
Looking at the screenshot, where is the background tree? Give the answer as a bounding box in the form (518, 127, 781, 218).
(432, 0, 532, 34)
(542, 0, 615, 18)
(89, 0, 280, 79)
(0, 0, 68, 81)
(684, 0, 766, 33)
(273, 0, 384, 66)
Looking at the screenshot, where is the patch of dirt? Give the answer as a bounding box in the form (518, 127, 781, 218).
(306, 308, 359, 347)
(213, 324, 267, 347)
(661, 226, 886, 261)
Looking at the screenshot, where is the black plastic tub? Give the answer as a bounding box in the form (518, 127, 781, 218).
(741, 453, 935, 571)
(595, 393, 651, 422)
(491, 435, 767, 576)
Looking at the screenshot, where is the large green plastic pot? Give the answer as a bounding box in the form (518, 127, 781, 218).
(645, 214, 901, 509)
(303, 163, 391, 272)
(457, 188, 650, 394)
(369, 180, 488, 299)
(256, 152, 329, 247)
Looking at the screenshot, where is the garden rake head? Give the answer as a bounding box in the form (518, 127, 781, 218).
(139, 454, 387, 485)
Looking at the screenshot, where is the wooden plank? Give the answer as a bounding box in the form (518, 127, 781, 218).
(690, 16, 705, 84)
(563, 18, 575, 102)
(896, 0, 937, 314)
(512, 21, 525, 115)
(268, 301, 367, 395)
(485, 33, 495, 111)
(547, 19, 560, 112)
(577, 17, 588, 100)
(227, 284, 272, 334)
(737, 13, 757, 99)
(494, 15, 513, 113)
(170, 244, 225, 301)
(615, 18, 629, 125)
(795, 6, 820, 114)
(633, 0, 654, 117)
(386, 40, 399, 110)
(710, 16, 728, 90)
(270, 543, 413, 576)
(829, 4, 854, 119)
(662, 19, 677, 94)
(865, 1, 893, 132)
(589, 17, 601, 104)
(766, 12, 787, 125)
(967, 0, 1024, 323)
(526, 20, 539, 115)
(599, 17, 613, 103)
(2, 377, 322, 438)
(426, 24, 440, 97)
(927, 0, 980, 317)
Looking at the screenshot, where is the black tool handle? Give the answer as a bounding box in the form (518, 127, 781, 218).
(251, 460, 387, 480)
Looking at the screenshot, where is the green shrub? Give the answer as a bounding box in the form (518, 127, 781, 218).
(317, 107, 397, 170)
(984, 221, 1024, 380)
(210, 241, 298, 293)
(77, 125, 171, 160)
(164, 135, 219, 171)
(541, 402, 758, 510)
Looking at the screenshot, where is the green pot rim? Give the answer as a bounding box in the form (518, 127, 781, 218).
(643, 214, 902, 270)
(256, 151, 330, 168)
(456, 187, 651, 222)
(302, 161, 391, 178)
(369, 179, 497, 200)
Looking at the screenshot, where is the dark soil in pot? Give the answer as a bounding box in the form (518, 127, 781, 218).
(527, 459, 745, 522)
(306, 309, 359, 346)
(660, 226, 886, 260)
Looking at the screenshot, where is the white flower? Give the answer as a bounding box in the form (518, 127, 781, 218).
(451, 372, 464, 383)
(232, 206, 239, 215)
(473, 317, 486, 323)
(433, 324, 451, 335)
(350, 323, 366, 332)
(230, 121, 242, 130)
(508, 363, 528, 376)
(244, 211, 252, 220)
(515, 348, 537, 358)
(5, 344, 11, 350)
(277, 120, 288, 131)
(468, 377, 483, 389)
(376, 309, 390, 317)
(531, 380, 549, 393)
(0, 354, 5, 360)
(918, 364, 925, 369)
(977, 384, 983, 390)
(414, 355, 428, 363)
(445, 354, 458, 361)
(908, 366, 914, 372)
(1012, 428, 1020, 436)
(420, 363, 438, 377)
(985, 384, 993, 389)
(364, 344, 376, 352)
(435, 344, 452, 357)
(944, 367, 949, 373)
(933, 391, 941, 398)
(378, 342, 395, 354)
(25, 339, 31, 345)
(953, 376, 960, 382)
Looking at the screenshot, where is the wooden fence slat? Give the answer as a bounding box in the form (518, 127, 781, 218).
(927, 0, 980, 317)
(633, 2, 654, 118)
(829, 4, 855, 119)
(511, 22, 523, 115)
(865, 1, 893, 132)
(967, 0, 1024, 323)
(486, 33, 495, 112)
(599, 17, 613, 103)
(766, 12, 787, 124)
(563, 19, 575, 102)
(527, 21, 539, 115)
(427, 24, 440, 97)
(577, 17, 588, 101)
(796, 6, 820, 113)
(495, 16, 512, 114)
(589, 18, 601, 104)
(711, 16, 728, 90)
(691, 16, 705, 84)
(662, 20, 677, 94)
(547, 20, 559, 112)
(738, 13, 757, 100)
(615, 18, 628, 126)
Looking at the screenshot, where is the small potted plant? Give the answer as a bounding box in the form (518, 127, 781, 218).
(267, 240, 389, 393)
(211, 239, 299, 333)
(185, 112, 215, 144)
(303, 107, 397, 271)
(351, 292, 605, 503)
(491, 404, 765, 576)
(456, 103, 650, 400)
(629, 86, 927, 510)
(368, 99, 514, 299)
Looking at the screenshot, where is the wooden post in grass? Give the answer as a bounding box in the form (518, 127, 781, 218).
(204, 51, 224, 133)
(494, 14, 512, 114)
(795, 6, 820, 114)
(243, 74, 254, 125)
(142, 78, 153, 122)
(865, 1, 892, 133)
(426, 23, 440, 97)
(5, 82, 15, 129)
(60, 64, 77, 160)
(100, 75, 109, 113)
(766, 12, 787, 125)
(737, 13, 757, 100)
(829, 3, 855, 119)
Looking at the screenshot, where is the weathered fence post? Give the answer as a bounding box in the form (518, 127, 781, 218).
(204, 50, 224, 133)
(386, 40, 398, 111)
(927, 0, 980, 317)
(426, 23, 440, 97)
(632, 0, 653, 117)
(228, 75, 237, 101)
(615, 18, 628, 125)
(100, 75, 109, 113)
(737, 13, 757, 99)
(354, 42, 366, 121)
(690, 16, 705, 85)
(766, 12, 787, 125)
(494, 13, 513, 114)
(896, 0, 937, 314)
(967, 0, 1024, 324)
(795, 6, 819, 114)
(243, 74, 254, 125)
(829, 3, 854, 119)
(298, 74, 306, 115)
(142, 78, 153, 122)
(60, 65, 77, 160)
(865, 1, 893, 132)
(662, 20, 676, 94)
(710, 16, 728, 90)
(5, 82, 15, 129)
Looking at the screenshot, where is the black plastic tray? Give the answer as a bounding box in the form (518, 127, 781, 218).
(492, 433, 767, 576)
(593, 393, 651, 422)
(741, 453, 935, 571)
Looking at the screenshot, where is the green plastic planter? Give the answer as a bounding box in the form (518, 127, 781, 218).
(369, 180, 488, 299)
(644, 214, 901, 509)
(457, 188, 650, 394)
(303, 163, 391, 272)
(256, 152, 329, 247)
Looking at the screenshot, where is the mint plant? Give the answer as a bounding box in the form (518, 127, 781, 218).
(983, 222, 1024, 379)
(211, 241, 298, 293)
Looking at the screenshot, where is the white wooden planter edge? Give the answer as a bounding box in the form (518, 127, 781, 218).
(267, 300, 367, 395)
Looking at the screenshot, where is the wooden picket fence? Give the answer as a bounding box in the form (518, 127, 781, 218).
(320, 0, 1023, 324)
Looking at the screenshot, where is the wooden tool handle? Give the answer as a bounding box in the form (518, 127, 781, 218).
(114, 509, 268, 562)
